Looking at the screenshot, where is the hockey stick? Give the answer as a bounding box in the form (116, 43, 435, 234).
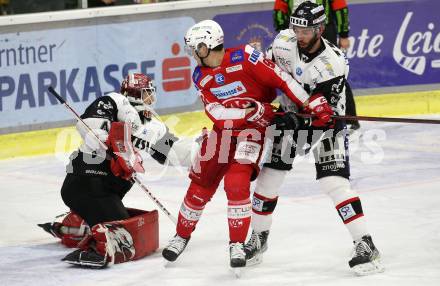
(47, 86, 178, 225)
(296, 113, 440, 125)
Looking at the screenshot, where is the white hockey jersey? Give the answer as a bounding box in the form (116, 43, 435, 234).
(268, 29, 349, 116)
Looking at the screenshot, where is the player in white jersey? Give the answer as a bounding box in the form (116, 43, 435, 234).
(39, 73, 197, 268)
(245, 1, 384, 275)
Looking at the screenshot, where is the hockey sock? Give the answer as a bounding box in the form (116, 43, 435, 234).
(228, 199, 252, 242)
(318, 176, 368, 241)
(251, 168, 287, 232)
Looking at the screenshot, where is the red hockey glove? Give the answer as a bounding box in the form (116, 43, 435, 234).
(245, 101, 276, 128)
(304, 94, 334, 128)
(106, 122, 145, 180)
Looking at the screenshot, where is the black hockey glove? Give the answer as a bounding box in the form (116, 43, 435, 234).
(273, 112, 301, 131)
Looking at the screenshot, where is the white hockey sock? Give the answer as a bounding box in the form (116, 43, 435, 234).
(318, 176, 369, 241)
(251, 168, 288, 232)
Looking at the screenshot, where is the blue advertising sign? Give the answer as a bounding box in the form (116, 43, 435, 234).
(214, 0, 440, 89)
(0, 17, 197, 129)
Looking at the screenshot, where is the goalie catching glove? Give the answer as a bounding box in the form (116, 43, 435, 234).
(106, 122, 145, 180)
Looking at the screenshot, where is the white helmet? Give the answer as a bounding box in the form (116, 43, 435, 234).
(184, 20, 224, 56)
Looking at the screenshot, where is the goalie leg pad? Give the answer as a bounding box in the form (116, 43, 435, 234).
(93, 209, 158, 265)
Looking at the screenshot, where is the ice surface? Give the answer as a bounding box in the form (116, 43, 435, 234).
(1, 118, 439, 286)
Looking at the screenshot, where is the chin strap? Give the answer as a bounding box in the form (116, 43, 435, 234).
(196, 49, 211, 67)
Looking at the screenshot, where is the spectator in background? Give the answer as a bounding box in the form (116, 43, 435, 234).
(8, 0, 65, 14)
(1, 0, 10, 15)
(88, 0, 116, 7)
(273, 0, 360, 130)
(88, 0, 152, 7)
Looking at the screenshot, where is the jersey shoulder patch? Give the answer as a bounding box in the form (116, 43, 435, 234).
(244, 44, 262, 65)
(275, 29, 296, 43)
(230, 48, 245, 63)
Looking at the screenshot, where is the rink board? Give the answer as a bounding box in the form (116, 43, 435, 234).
(1, 90, 439, 160)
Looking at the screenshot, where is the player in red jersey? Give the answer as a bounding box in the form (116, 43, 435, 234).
(161, 19, 334, 269)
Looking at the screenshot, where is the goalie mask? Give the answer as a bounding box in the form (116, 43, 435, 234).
(120, 73, 157, 113)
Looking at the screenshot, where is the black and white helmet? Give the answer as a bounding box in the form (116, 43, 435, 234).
(290, 1, 326, 28)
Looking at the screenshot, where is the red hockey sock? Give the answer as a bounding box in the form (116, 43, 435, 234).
(227, 199, 252, 242)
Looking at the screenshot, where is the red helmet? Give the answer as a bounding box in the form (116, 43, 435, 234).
(120, 73, 156, 112)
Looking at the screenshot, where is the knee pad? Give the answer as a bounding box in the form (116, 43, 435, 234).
(318, 176, 364, 224)
(254, 167, 287, 198)
(185, 181, 217, 208)
(224, 164, 253, 201)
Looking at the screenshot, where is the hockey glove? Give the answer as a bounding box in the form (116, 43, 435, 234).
(273, 112, 305, 131)
(106, 122, 145, 180)
(246, 101, 276, 129)
(304, 94, 335, 128)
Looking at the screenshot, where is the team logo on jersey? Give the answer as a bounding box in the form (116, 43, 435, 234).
(296, 67, 303, 76)
(226, 64, 243, 73)
(210, 81, 247, 99)
(230, 50, 244, 63)
(248, 49, 261, 65)
(215, 73, 225, 85)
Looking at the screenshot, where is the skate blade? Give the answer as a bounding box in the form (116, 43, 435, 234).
(163, 259, 175, 268)
(231, 267, 243, 278)
(352, 259, 385, 276)
(245, 253, 263, 267)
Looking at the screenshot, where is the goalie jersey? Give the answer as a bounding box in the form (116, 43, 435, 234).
(69, 92, 179, 177)
(268, 29, 349, 116)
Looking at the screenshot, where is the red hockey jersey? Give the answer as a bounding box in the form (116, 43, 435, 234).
(192, 45, 309, 130)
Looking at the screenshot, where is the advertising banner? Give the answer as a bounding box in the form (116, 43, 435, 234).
(214, 0, 440, 89)
(0, 17, 197, 129)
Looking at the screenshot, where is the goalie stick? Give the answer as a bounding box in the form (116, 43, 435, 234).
(47, 86, 177, 225)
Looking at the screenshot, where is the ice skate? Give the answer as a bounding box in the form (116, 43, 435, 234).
(244, 230, 269, 266)
(349, 235, 384, 275)
(162, 234, 190, 263)
(229, 242, 246, 278)
(230, 242, 246, 268)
